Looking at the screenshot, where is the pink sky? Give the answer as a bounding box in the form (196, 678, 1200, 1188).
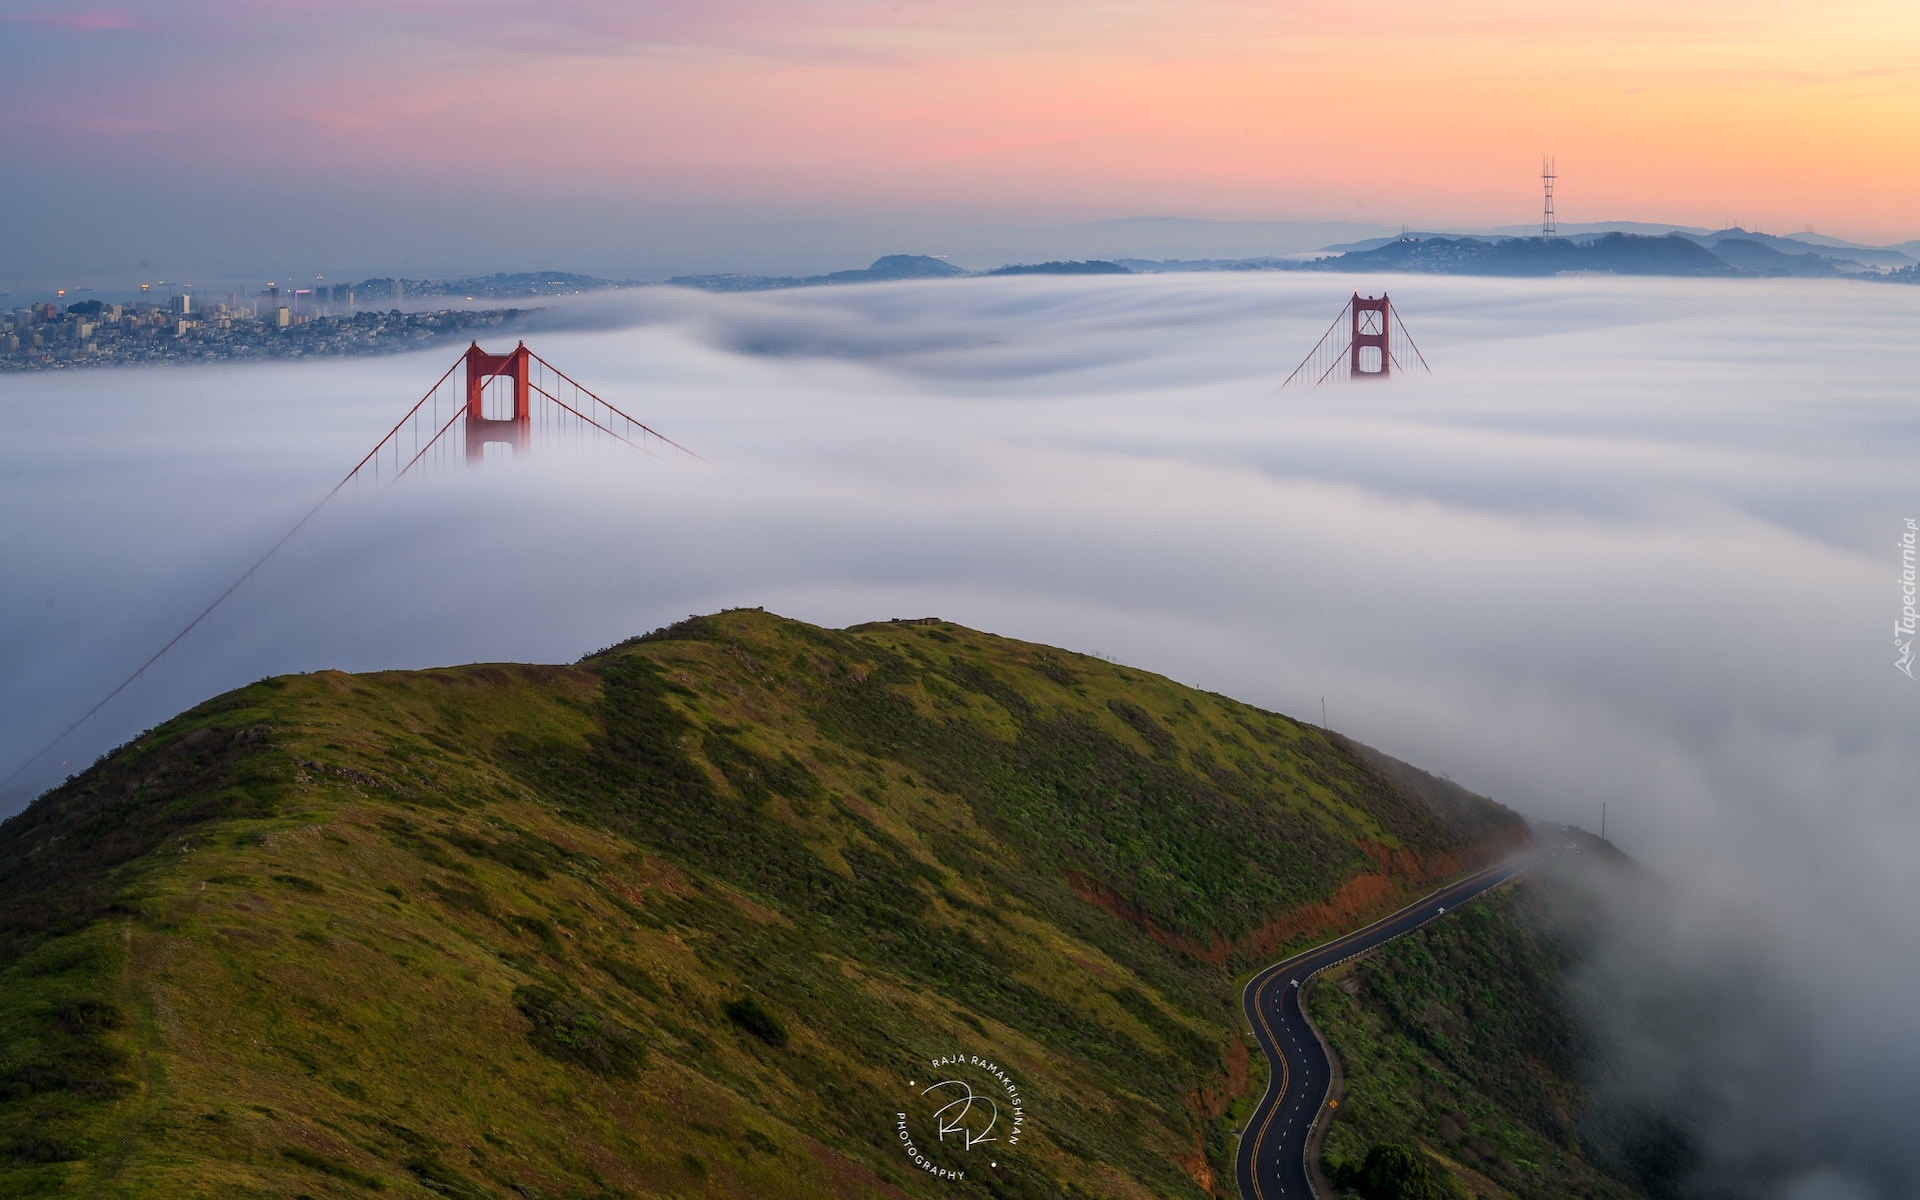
(3, 0, 1917, 278)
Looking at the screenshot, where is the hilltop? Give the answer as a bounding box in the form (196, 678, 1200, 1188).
(0, 609, 1529, 1198)
(1304, 233, 1734, 278)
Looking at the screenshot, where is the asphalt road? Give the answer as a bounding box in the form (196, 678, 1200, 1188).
(1235, 858, 1533, 1200)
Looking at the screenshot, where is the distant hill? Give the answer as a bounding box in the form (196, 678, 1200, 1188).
(1312, 232, 1734, 277)
(808, 254, 968, 284)
(0, 609, 1530, 1198)
(1688, 237, 1844, 277)
(1687, 229, 1914, 269)
(861, 254, 967, 280)
(985, 260, 1133, 276)
(1111, 228, 1917, 279)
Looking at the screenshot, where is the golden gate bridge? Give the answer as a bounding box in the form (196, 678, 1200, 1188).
(1, 342, 697, 794)
(355, 341, 700, 478)
(1281, 291, 1431, 388)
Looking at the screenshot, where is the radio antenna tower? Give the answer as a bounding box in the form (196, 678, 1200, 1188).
(1542, 156, 1557, 238)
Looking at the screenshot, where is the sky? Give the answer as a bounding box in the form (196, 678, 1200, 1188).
(2, 271, 1917, 1193)
(4, 0, 1920, 288)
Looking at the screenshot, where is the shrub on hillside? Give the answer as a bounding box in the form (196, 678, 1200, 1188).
(1344, 1142, 1468, 1200)
(724, 996, 789, 1047)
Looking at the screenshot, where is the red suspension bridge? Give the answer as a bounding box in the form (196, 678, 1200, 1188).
(2, 343, 696, 794)
(353, 341, 700, 480)
(1282, 292, 1431, 388)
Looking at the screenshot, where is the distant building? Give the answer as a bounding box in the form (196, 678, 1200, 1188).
(170, 294, 192, 316)
(276, 306, 291, 328)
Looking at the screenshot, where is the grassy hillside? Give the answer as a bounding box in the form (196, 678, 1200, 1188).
(0, 609, 1526, 1199)
(1309, 844, 1641, 1200)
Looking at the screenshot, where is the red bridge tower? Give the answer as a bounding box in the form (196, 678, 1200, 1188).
(464, 341, 531, 461)
(1281, 292, 1429, 388)
(1350, 294, 1391, 380)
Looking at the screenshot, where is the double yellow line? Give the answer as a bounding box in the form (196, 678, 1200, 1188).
(1245, 966, 1294, 1200)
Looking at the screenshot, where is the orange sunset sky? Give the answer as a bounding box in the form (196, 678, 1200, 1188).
(2, 0, 1917, 280)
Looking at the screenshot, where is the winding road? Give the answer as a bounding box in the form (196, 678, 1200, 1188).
(1235, 858, 1533, 1200)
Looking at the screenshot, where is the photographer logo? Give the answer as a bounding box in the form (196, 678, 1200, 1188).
(893, 1052, 1027, 1184)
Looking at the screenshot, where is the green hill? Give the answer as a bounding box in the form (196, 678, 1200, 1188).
(0, 609, 1528, 1199)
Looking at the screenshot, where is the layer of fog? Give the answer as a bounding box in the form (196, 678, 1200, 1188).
(3, 272, 1916, 1196)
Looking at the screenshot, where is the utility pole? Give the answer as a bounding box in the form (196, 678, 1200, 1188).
(1601, 802, 1607, 841)
(1321, 696, 1328, 730)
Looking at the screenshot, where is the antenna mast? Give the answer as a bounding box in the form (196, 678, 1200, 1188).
(1542, 156, 1557, 238)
